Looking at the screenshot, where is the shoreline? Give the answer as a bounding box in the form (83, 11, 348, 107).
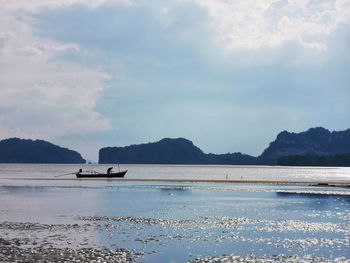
(3, 177, 350, 187)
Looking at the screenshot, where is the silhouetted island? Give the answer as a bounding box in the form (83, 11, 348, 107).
(259, 127, 350, 164)
(0, 138, 85, 163)
(99, 127, 350, 166)
(99, 138, 257, 165)
(2, 127, 349, 165)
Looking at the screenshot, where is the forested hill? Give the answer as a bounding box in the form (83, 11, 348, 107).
(99, 138, 257, 165)
(259, 127, 350, 164)
(0, 138, 85, 163)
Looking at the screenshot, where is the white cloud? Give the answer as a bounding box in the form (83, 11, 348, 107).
(0, 1, 112, 140)
(0, 0, 132, 12)
(193, 0, 350, 51)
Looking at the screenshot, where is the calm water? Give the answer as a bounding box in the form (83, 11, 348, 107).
(1, 164, 350, 262)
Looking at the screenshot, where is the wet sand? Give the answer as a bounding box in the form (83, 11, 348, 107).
(0, 222, 133, 263)
(1, 213, 350, 262)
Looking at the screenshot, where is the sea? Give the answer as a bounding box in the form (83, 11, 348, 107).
(0, 164, 350, 262)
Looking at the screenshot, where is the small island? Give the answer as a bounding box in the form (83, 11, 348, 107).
(259, 127, 350, 164)
(0, 138, 85, 163)
(99, 138, 257, 165)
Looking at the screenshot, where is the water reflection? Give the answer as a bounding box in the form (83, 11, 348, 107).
(1, 165, 350, 262)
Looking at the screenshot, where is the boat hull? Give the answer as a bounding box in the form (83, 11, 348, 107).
(76, 170, 127, 178)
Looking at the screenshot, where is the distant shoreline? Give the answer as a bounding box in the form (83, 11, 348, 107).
(4, 177, 350, 187)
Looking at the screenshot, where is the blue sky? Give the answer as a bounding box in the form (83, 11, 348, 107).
(0, 0, 349, 161)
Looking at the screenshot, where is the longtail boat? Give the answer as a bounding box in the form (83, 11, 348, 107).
(76, 170, 127, 178)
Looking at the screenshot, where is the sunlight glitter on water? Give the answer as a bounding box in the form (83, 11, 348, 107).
(0, 164, 349, 262)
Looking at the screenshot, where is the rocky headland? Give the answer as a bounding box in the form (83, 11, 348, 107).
(259, 127, 350, 164)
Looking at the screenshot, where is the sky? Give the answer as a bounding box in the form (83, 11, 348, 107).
(0, 0, 349, 161)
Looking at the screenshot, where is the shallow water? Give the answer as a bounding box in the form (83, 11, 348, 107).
(0, 164, 350, 262)
(1, 163, 350, 181)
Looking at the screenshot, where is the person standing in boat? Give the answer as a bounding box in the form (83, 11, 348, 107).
(107, 167, 113, 174)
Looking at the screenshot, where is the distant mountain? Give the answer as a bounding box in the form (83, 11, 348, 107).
(0, 138, 85, 163)
(259, 127, 350, 164)
(99, 138, 257, 165)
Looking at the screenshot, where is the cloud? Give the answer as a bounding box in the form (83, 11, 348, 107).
(193, 0, 350, 51)
(0, 0, 132, 11)
(1, 0, 349, 160)
(0, 1, 112, 142)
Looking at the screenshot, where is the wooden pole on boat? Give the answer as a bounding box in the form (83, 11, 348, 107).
(54, 172, 76, 178)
